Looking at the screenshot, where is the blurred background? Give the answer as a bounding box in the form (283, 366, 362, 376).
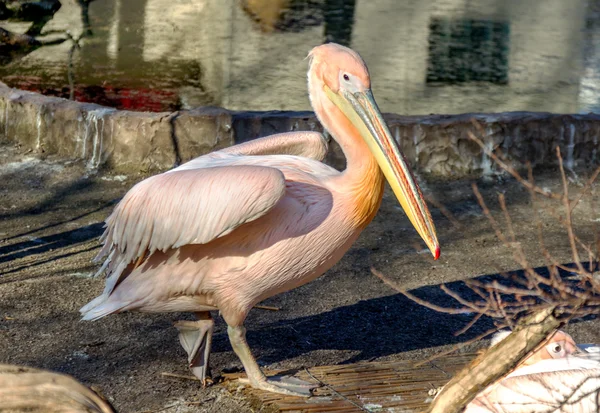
(1, 0, 599, 114)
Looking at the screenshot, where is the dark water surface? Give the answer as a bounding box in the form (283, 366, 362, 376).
(1, 0, 600, 114)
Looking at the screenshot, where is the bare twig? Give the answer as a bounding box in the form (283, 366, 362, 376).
(303, 368, 370, 412)
(371, 267, 472, 315)
(160, 372, 200, 381)
(254, 305, 281, 311)
(425, 195, 463, 229)
(138, 403, 179, 413)
(569, 166, 600, 213)
(453, 311, 485, 337)
(467, 129, 561, 200)
(557, 146, 586, 276)
(412, 327, 501, 368)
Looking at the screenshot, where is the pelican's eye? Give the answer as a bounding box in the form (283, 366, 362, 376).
(550, 343, 562, 354)
(338, 71, 362, 93)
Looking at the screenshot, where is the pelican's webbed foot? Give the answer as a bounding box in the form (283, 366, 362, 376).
(175, 312, 214, 387)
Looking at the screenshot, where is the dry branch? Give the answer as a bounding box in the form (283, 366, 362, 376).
(0, 363, 115, 413)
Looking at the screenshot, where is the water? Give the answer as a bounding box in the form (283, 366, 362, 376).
(1, 0, 600, 115)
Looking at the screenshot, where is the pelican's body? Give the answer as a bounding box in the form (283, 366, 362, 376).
(466, 331, 600, 413)
(81, 44, 439, 396)
(85, 138, 383, 326)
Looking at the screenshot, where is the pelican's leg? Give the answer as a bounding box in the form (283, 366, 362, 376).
(227, 325, 319, 397)
(174, 312, 214, 386)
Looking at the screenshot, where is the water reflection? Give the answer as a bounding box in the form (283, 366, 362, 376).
(0, 0, 598, 114)
(0, 0, 62, 36)
(426, 18, 509, 84)
(0, 0, 66, 66)
(324, 0, 356, 45)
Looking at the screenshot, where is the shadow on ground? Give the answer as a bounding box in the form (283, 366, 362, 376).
(248, 263, 598, 366)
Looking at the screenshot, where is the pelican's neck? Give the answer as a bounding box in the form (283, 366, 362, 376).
(328, 113, 380, 180)
(313, 93, 385, 228)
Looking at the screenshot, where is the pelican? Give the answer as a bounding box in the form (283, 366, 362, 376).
(80, 43, 439, 396)
(465, 330, 600, 413)
(488, 330, 579, 367)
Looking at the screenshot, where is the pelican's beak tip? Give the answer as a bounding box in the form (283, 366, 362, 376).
(433, 245, 440, 260)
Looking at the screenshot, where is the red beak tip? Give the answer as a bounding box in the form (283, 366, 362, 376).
(433, 246, 440, 260)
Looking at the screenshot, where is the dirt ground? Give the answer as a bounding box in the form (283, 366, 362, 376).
(1, 141, 599, 413)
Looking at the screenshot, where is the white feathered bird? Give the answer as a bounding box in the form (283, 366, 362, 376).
(465, 330, 600, 413)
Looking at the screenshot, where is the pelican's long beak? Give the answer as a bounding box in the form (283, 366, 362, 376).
(325, 86, 440, 259)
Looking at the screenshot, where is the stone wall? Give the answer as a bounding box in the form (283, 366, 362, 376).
(1, 82, 599, 177)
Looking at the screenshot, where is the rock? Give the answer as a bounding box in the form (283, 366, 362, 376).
(173, 107, 234, 164)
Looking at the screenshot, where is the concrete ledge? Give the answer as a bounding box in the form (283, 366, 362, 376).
(0, 83, 235, 172)
(1, 82, 599, 177)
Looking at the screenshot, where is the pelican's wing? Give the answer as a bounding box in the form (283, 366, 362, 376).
(176, 131, 329, 172)
(98, 165, 286, 267)
(222, 131, 329, 159)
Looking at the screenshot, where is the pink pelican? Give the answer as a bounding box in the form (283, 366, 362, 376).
(488, 330, 579, 367)
(80, 43, 440, 396)
(466, 330, 600, 412)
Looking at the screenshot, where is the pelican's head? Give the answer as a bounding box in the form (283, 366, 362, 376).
(491, 330, 580, 367)
(307, 43, 440, 259)
(525, 331, 579, 366)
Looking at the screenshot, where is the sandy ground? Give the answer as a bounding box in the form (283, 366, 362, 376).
(1, 141, 599, 413)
